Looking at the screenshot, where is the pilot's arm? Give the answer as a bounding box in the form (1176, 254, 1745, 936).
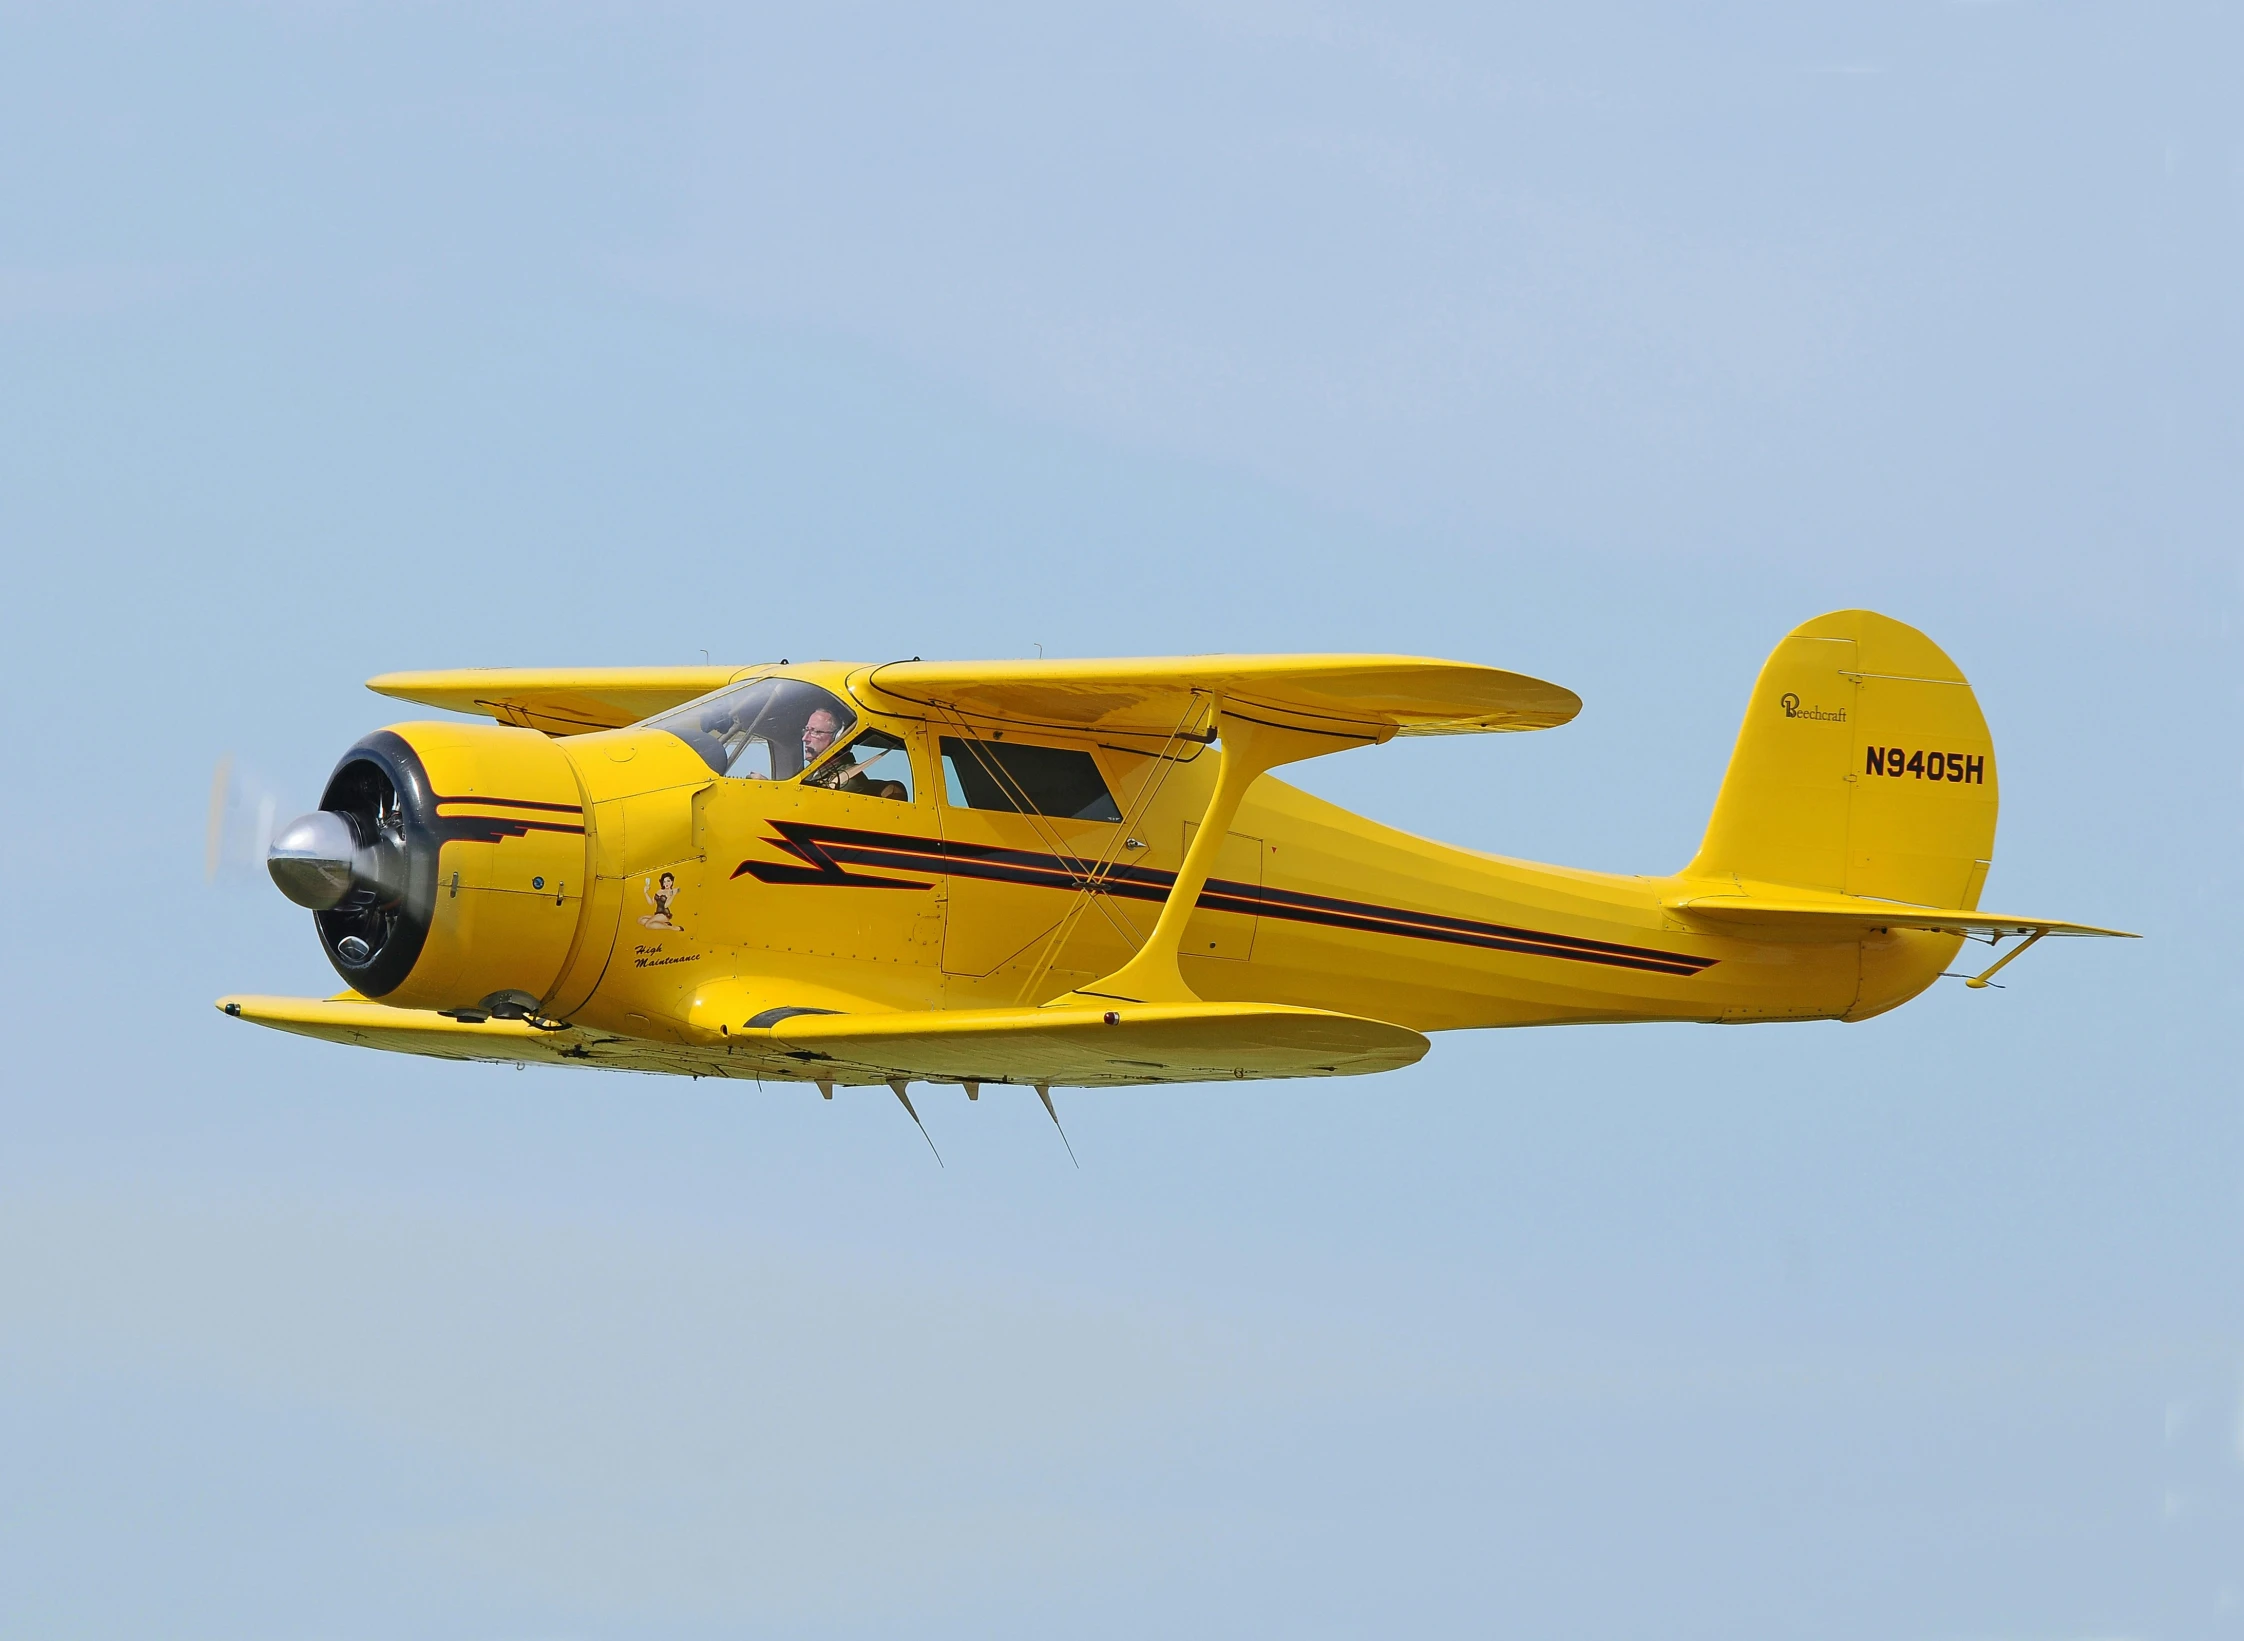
(806, 753, 858, 790)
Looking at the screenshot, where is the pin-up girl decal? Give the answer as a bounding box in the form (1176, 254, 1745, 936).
(639, 871, 684, 931)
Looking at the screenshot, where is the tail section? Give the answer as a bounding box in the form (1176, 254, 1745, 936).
(1685, 610, 1998, 909)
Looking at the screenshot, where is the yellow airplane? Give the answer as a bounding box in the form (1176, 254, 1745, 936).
(221, 610, 2131, 1130)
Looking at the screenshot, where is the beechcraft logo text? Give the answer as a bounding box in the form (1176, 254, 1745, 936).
(1779, 692, 1847, 723)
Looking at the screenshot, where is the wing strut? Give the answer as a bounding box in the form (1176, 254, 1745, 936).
(1962, 929, 2047, 989)
(1007, 689, 1209, 1005)
(1055, 708, 1361, 1007)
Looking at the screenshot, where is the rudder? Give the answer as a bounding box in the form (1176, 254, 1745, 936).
(1685, 610, 1999, 909)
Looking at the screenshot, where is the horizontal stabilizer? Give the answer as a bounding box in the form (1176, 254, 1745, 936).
(1665, 893, 2135, 940)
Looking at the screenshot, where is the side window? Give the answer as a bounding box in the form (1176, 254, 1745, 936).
(939, 737, 1123, 822)
(805, 728, 916, 803)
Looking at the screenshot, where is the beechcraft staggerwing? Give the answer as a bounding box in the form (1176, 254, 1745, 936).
(222, 610, 2131, 1121)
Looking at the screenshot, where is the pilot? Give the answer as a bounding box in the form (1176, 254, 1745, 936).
(803, 710, 907, 799)
(801, 707, 846, 775)
(804, 707, 878, 794)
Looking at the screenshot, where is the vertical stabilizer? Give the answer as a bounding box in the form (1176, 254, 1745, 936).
(1685, 610, 1999, 910)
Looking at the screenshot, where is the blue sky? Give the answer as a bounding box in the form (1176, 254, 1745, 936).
(0, 5, 2237, 1636)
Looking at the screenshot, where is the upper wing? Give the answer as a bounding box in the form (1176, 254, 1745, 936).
(218, 995, 1428, 1087)
(363, 655, 1579, 742)
(365, 666, 757, 735)
(1665, 892, 2136, 939)
(854, 654, 1580, 742)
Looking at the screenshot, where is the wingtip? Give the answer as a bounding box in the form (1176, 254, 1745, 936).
(363, 670, 426, 700)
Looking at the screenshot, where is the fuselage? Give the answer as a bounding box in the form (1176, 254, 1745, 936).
(359, 659, 1954, 1048)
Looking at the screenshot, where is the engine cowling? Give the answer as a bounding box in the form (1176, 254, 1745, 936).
(269, 723, 592, 1015)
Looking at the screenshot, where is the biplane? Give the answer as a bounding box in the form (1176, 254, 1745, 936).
(223, 610, 2130, 1136)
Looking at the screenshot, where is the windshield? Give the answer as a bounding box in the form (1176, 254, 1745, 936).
(644, 678, 858, 779)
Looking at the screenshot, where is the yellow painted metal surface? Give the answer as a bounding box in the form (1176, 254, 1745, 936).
(854, 652, 1580, 739)
(1663, 893, 2133, 940)
(375, 721, 589, 1013)
(215, 994, 1425, 1087)
(761, 1001, 1427, 1084)
(227, 614, 2132, 1088)
(369, 665, 762, 735)
(1684, 610, 2001, 907)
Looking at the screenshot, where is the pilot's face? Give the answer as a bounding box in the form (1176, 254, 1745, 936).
(802, 711, 840, 759)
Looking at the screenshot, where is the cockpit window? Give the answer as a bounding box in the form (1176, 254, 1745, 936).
(805, 728, 915, 802)
(644, 678, 857, 780)
(939, 736, 1123, 822)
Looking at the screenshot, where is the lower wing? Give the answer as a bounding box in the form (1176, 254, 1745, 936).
(216, 995, 1428, 1088)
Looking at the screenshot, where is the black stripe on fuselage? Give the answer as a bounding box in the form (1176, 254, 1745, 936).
(426, 791, 588, 842)
(1197, 878, 1715, 975)
(731, 819, 932, 889)
(428, 807, 584, 843)
(433, 794, 584, 816)
(729, 820, 1713, 977)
